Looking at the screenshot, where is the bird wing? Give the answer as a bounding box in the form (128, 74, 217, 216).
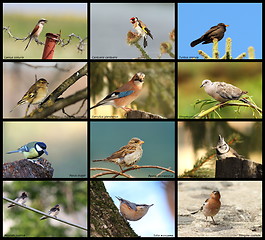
(138, 20, 153, 39)
(203, 25, 220, 36)
(107, 144, 137, 160)
(102, 90, 135, 101)
(18, 84, 38, 105)
(216, 82, 243, 100)
(30, 25, 40, 37)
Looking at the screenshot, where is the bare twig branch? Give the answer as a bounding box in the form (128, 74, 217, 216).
(24, 63, 88, 118)
(91, 165, 175, 178)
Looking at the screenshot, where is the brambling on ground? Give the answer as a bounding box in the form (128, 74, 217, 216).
(191, 190, 221, 225)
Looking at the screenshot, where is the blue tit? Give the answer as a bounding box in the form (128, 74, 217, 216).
(7, 141, 48, 159)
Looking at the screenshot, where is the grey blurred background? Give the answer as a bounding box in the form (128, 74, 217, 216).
(90, 3, 175, 59)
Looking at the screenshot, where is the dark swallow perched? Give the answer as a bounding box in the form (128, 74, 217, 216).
(8, 192, 28, 208)
(40, 204, 60, 220)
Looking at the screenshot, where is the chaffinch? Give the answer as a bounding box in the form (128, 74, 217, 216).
(10, 78, 49, 115)
(191, 190, 221, 225)
(90, 72, 145, 111)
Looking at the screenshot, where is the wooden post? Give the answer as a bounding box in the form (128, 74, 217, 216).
(216, 157, 262, 178)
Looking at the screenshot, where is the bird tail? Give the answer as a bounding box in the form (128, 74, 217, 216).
(6, 150, 20, 154)
(239, 98, 257, 108)
(148, 32, 153, 39)
(190, 37, 203, 47)
(10, 105, 19, 113)
(92, 159, 105, 162)
(190, 210, 200, 215)
(40, 216, 47, 220)
(143, 37, 147, 48)
(24, 38, 32, 51)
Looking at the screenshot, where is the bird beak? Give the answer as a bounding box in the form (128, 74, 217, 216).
(140, 140, 145, 145)
(44, 149, 48, 155)
(225, 25, 229, 27)
(200, 84, 204, 88)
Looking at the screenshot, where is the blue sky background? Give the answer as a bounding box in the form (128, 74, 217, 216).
(104, 181, 175, 237)
(178, 3, 262, 59)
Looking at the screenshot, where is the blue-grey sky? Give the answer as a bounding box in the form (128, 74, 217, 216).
(105, 181, 175, 237)
(90, 3, 175, 59)
(178, 3, 262, 59)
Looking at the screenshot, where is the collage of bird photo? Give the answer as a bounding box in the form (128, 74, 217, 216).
(3, 2, 88, 237)
(2, 1, 263, 239)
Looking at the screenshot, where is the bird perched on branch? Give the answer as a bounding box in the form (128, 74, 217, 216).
(92, 137, 144, 170)
(200, 79, 250, 103)
(40, 204, 60, 220)
(8, 192, 28, 208)
(190, 23, 228, 47)
(130, 17, 153, 48)
(7, 141, 48, 168)
(90, 72, 145, 111)
(191, 190, 221, 224)
(24, 18, 48, 51)
(10, 78, 49, 115)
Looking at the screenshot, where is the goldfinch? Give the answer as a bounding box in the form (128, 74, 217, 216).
(130, 17, 153, 48)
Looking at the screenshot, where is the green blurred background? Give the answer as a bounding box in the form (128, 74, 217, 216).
(3, 3, 87, 59)
(178, 62, 262, 118)
(90, 62, 175, 118)
(3, 181, 87, 237)
(3, 122, 87, 178)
